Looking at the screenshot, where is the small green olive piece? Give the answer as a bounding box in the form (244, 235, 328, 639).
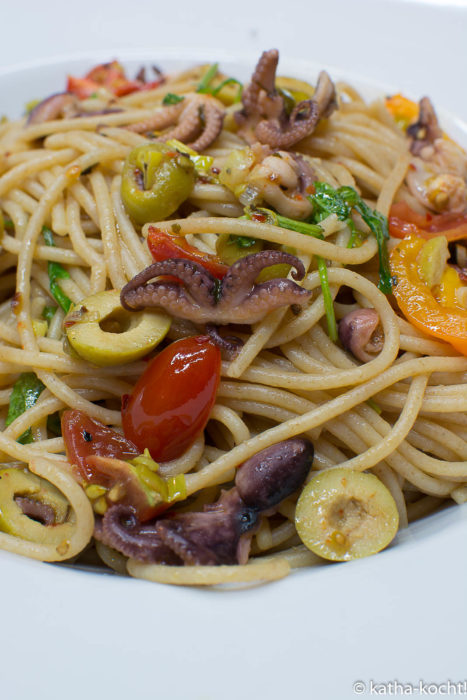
(65, 290, 171, 366)
(121, 143, 195, 224)
(216, 233, 264, 266)
(295, 468, 399, 561)
(0, 468, 73, 545)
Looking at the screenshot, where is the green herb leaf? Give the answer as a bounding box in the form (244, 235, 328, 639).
(308, 183, 392, 294)
(196, 63, 219, 94)
(317, 256, 338, 343)
(211, 77, 243, 103)
(42, 305, 58, 323)
(6, 372, 45, 444)
(42, 227, 72, 312)
(244, 206, 323, 238)
(228, 234, 258, 248)
(308, 182, 352, 222)
(275, 213, 323, 238)
(162, 93, 185, 106)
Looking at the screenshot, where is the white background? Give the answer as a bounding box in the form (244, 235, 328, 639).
(0, 2, 466, 698)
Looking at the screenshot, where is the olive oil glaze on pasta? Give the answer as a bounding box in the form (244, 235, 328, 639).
(0, 50, 466, 586)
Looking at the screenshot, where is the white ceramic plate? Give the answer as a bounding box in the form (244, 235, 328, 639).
(1, 50, 467, 700)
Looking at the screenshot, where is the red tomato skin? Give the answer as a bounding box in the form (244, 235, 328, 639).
(147, 226, 228, 280)
(121, 336, 221, 462)
(389, 201, 467, 241)
(61, 409, 139, 481)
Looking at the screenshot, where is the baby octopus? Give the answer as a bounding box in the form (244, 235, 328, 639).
(120, 250, 311, 325)
(406, 97, 467, 214)
(98, 438, 314, 565)
(235, 48, 337, 149)
(127, 93, 225, 152)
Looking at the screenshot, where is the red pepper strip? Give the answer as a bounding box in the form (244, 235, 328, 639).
(389, 201, 467, 242)
(390, 235, 467, 356)
(147, 226, 228, 280)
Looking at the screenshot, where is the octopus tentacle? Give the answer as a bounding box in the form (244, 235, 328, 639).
(205, 324, 244, 356)
(220, 250, 306, 306)
(121, 251, 311, 324)
(121, 259, 218, 310)
(100, 505, 182, 564)
(255, 99, 319, 150)
(289, 152, 317, 194)
(123, 281, 207, 319)
(237, 50, 337, 149)
(162, 99, 204, 144)
(101, 439, 313, 566)
(238, 48, 280, 121)
(27, 93, 76, 125)
(161, 95, 225, 152)
(312, 70, 338, 120)
(126, 100, 186, 134)
(228, 279, 311, 324)
(189, 101, 225, 152)
(407, 97, 442, 156)
(156, 489, 258, 566)
(15, 496, 56, 526)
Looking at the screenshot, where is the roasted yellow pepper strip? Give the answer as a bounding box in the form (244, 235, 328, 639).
(390, 235, 467, 355)
(385, 94, 419, 130)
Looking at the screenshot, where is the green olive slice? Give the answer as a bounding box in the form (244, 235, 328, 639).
(65, 290, 171, 366)
(0, 468, 73, 545)
(121, 143, 195, 225)
(295, 468, 399, 561)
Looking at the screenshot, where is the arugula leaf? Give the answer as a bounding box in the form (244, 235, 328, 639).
(317, 256, 338, 343)
(339, 187, 392, 294)
(242, 205, 337, 342)
(6, 373, 45, 444)
(308, 182, 352, 222)
(42, 227, 72, 312)
(308, 183, 392, 294)
(162, 93, 184, 106)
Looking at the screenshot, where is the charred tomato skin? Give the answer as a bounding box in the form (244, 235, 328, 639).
(121, 336, 221, 462)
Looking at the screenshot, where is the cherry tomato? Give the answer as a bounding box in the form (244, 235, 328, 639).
(61, 409, 139, 481)
(121, 336, 221, 462)
(67, 61, 163, 100)
(61, 410, 181, 521)
(389, 201, 467, 241)
(147, 226, 228, 280)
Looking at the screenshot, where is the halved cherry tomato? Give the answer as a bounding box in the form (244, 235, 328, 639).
(147, 226, 228, 280)
(61, 409, 169, 521)
(62, 409, 139, 481)
(389, 201, 467, 242)
(121, 335, 221, 461)
(66, 76, 102, 100)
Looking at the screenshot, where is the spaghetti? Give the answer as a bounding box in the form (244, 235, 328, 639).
(0, 51, 466, 585)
